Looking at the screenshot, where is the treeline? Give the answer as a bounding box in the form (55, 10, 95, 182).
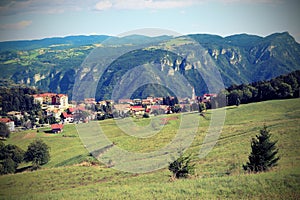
(0, 84, 40, 114)
(223, 70, 300, 106)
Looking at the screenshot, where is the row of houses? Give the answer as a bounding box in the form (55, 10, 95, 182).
(93, 94, 217, 117)
(1, 110, 37, 132)
(118, 97, 165, 105)
(32, 93, 69, 109)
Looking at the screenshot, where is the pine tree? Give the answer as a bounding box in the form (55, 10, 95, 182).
(169, 153, 195, 179)
(243, 126, 280, 173)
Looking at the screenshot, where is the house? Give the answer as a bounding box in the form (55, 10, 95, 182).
(142, 99, 152, 106)
(153, 97, 163, 105)
(132, 99, 142, 105)
(61, 112, 74, 124)
(67, 107, 76, 114)
(199, 94, 217, 103)
(7, 111, 22, 120)
(130, 105, 145, 116)
(114, 104, 131, 112)
(118, 99, 133, 104)
(67, 106, 85, 114)
(32, 93, 68, 109)
(32, 93, 56, 105)
(52, 94, 69, 109)
(51, 124, 64, 133)
(84, 98, 96, 105)
(149, 105, 162, 114)
(33, 96, 43, 105)
(0, 118, 15, 132)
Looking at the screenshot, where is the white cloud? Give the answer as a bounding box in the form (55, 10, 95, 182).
(0, 20, 32, 30)
(94, 0, 201, 11)
(95, 1, 113, 11)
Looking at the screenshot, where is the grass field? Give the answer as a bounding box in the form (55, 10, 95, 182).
(0, 98, 299, 199)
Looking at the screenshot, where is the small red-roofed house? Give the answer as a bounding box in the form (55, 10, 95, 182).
(61, 112, 74, 124)
(0, 118, 15, 132)
(51, 124, 64, 133)
(130, 105, 145, 116)
(68, 107, 75, 114)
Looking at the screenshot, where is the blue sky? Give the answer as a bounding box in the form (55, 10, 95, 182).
(0, 0, 299, 42)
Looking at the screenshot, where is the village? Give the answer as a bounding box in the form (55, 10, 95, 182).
(0, 91, 217, 134)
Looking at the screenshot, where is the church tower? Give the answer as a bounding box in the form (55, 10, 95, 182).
(192, 87, 196, 100)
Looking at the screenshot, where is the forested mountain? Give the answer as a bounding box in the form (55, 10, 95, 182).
(0, 32, 300, 100)
(0, 35, 110, 51)
(0, 80, 40, 114)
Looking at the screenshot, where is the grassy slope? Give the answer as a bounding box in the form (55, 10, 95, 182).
(0, 99, 299, 199)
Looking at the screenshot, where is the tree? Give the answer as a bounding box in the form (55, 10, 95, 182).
(236, 97, 241, 106)
(0, 122, 10, 138)
(259, 82, 276, 100)
(243, 126, 280, 173)
(276, 82, 292, 99)
(169, 153, 195, 179)
(0, 142, 24, 174)
(190, 103, 198, 111)
(0, 158, 16, 174)
(0, 144, 24, 165)
(198, 102, 206, 113)
(228, 90, 242, 106)
(24, 140, 50, 169)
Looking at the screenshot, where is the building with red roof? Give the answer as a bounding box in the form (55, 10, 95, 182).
(51, 124, 64, 133)
(130, 105, 145, 116)
(61, 112, 74, 124)
(0, 118, 15, 132)
(32, 93, 68, 109)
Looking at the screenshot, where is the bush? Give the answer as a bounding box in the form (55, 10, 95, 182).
(24, 139, 50, 169)
(168, 153, 195, 179)
(143, 113, 150, 118)
(0, 158, 16, 174)
(0, 122, 10, 138)
(0, 142, 24, 175)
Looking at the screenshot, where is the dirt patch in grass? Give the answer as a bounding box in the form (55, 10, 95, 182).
(74, 161, 99, 167)
(44, 133, 57, 137)
(23, 132, 37, 139)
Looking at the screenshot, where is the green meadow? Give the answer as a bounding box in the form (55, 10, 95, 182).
(0, 98, 299, 199)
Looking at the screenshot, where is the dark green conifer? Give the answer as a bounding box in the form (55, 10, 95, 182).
(243, 126, 280, 172)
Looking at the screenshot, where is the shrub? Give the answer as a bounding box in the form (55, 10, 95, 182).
(24, 139, 50, 169)
(0, 122, 10, 138)
(143, 113, 150, 118)
(169, 153, 195, 179)
(0, 142, 24, 175)
(0, 158, 16, 174)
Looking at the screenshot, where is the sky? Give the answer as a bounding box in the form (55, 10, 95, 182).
(0, 0, 299, 42)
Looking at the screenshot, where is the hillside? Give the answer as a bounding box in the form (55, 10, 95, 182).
(0, 32, 300, 100)
(0, 98, 299, 199)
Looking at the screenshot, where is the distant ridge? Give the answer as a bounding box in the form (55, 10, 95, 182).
(0, 35, 111, 51)
(0, 32, 299, 100)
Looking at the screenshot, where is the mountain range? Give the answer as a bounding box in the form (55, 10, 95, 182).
(0, 32, 299, 100)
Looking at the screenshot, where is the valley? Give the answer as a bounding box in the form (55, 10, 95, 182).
(0, 99, 299, 199)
